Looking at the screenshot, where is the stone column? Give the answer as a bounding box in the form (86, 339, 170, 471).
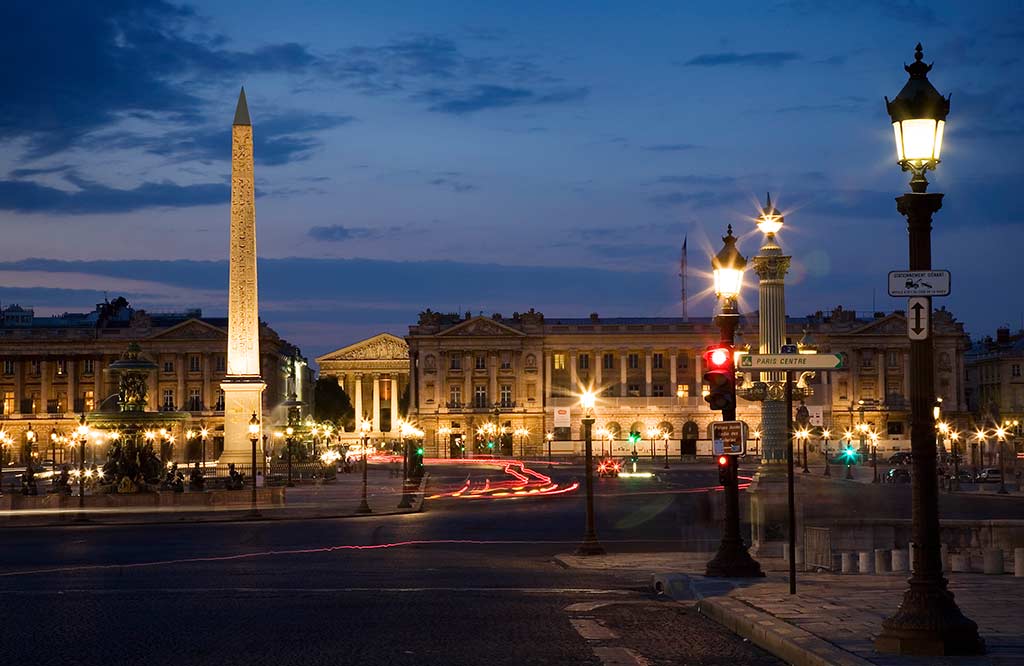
(67, 359, 77, 413)
(391, 377, 399, 428)
(594, 349, 602, 389)
(354, 374, 364, 425)
(569, 349, 578, 391)
(40, 360, 50, 415)
(489, 354, 498, 404)
(694, 350, 702, 395)
(13, 361, 22, 414)
(94, 356, 104, 408)
(202, 353, 211, 410)
(177, 353, 186, 411)
(544, 352, 552, 400)
(669, 351, 678, 391)
(372, 374, 381, 432)
(644, 348, 653, 397)
(851, 349, 861, 403)
(619, 349, 627, 397)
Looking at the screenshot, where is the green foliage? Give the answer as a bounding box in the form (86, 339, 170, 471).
(313, 376, 354, 428)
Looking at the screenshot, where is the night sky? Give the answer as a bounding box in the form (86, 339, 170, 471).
(0, 1, 1021, 361)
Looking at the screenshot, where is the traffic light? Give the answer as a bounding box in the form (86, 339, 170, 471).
(841, 445, 858, 464)
(703, 344, 735, 412)
(412, 443, 425, 476)
(717, 454, 730, 485)
(628, 431, 641, 447)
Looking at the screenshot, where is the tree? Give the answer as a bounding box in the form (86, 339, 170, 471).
(314, 376, 353, 429)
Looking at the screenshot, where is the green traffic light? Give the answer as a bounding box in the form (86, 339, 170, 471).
(416, 447, 424, 455)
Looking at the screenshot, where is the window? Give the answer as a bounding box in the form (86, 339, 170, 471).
(553, 353, 566, 370)
(678, 355, 688, 369)
(188, 388, 202, 411)
(31, 360, 40, 376)
(578, 354, 589, 370)
(475, 354, 486, 370)
(861, 351, 874, 369)
(1013, 364, 1021, 378)
(653, 353, 664, 369)
(526, 383, 536, 400)
(627, 383, 641, 397)
(450, 355, 462, 371)
(474, 385, 488, 408)
(2, 391, 13, 415)
(215, 355, 226, 372)
(888, 422, 905, 436)
(628, 353, 639, 369)
(56, 360, 66, 376)
(83, 359, 94, 375)
(215, 390, 225, 411)
(83, 390, 94, 412)
(2, 360, 13, 375)
(163, 360, 174, 374)
(189, 355, 201, 373)
(652, 384, 665, 397)
(677, 384, 689, 398)
(29, 392, 39, 413)
(500, 353, 511, 370)
(449, 385, 462, 406)
(500, 384, 512, 406)
(887, 351, 899, 368)
(838, 380, 848, 400)
(162, 389, 175, 411)
(603, 353, 615, 370)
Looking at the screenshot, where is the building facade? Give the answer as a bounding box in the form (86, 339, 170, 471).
(965, 326, 1024, 424)
(0, 298, 311, 464)
(316, 333, 411, 440)
(402, 305, 970, 457)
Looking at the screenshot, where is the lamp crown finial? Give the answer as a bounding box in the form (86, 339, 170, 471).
(905, 43, 932, 78)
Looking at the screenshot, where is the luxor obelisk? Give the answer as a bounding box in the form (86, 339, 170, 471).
(220, 88, 264, 466)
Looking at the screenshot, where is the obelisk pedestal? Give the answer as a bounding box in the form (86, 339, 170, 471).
(219, 88, 265, 467)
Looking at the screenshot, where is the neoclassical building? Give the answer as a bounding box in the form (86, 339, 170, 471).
(402, 305, 970, 457)
(0, 298, 311, 463)
(316, 333, 411, 439)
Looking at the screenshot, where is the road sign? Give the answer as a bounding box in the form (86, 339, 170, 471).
(907, 297, 930, 340)
(888, 270, 950, 297)
(712, 421, 746, 455)
(780, 344, 799, 354)
(738, 353, 846, 370)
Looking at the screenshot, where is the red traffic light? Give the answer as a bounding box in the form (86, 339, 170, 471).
(704, 345, 732, 369)
(717, 455, 728, 466)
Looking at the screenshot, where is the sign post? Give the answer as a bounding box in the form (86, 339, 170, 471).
(712, 421, 746, 455)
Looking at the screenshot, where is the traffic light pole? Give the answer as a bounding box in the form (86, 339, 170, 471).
(705, 301, 763, 578)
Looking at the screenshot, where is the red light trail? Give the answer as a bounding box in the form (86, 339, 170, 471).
(426, 460, 579, 501)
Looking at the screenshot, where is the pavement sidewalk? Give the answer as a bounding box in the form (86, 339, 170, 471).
(0, 469, 427, 527)
(554, 551, 1024, 666)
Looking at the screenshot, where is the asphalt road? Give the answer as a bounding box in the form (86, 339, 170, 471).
(0, 460, 1017, 665)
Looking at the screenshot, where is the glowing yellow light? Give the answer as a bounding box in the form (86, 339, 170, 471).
(579, 390, 596, 412)
(186, 430, 195, 440)
(937, 422, 949, 434)
(360, 420, 373, 434)
(713, 267, 743, 299)
(285, 426, 294, 436)
(995, 427, 1007, 441)
(821, 429, 831, 440)
(200, 428, 209, 438)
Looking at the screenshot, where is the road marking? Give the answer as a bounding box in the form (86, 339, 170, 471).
(570, 618, 619, 640)
(0, 587, 640, 596)
(592, 647, 649, 665)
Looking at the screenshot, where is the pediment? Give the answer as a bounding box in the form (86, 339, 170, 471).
(148, 319, 227, 340)
(317, 333, 409, 363)
(437, 316, 525, 338)
(847, 314, 906, 336)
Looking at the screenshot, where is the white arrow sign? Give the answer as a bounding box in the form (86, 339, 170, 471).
(907, 296, 930, 340)
(889, 270, 950, 297)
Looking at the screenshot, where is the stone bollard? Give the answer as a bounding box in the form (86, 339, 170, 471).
(983, 549, 1005, 575)
(841, 552, 856, 574)
(891, 549, 909, 573)
(950, 552, 971, 573)
(1016, 548, 1024, 577)
(859, 550, 875, 574)
(874, 548, 890, 574)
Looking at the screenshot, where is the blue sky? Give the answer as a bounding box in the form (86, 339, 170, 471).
(0, 1, 1021, 360)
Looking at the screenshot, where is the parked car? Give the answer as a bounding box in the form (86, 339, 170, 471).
(976, 468, 1002, 483)
(596, 458, 621, 478)
(888, 452, 912, 465)
(885, 468, 911, 484)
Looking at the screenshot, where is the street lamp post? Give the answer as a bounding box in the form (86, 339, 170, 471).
(285, 425, 295, 488)
(705, 226, 763, 578)
(822, 430, 832, 477)
(50, 428, 58, 469)
(247, 413, 260, 518)
(357, 419, 372, 514)
(996, 427, 1008, 495)
(25, 424, 35, 471)
(646, 428, 659, 461)
(752, 430, 761, 457)
(797, 429, 810, 474)
(870, 431, 880, 483)
(75, 415, 88, 521)
(200, 423, 208, 474)
(843, 430, 855, 480)
(0, 431, 7, 496)
(545, 431, 554, 468)
(438, 426, 451, 459)
(575, 390, 604, 556)
(875, 44, 982, 657)
(663, 432, 670, 470)
(397, 420, 413, 509)
(950, 430, 961, 491)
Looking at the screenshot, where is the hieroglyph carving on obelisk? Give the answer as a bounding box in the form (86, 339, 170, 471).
(220, 88, 265, 466)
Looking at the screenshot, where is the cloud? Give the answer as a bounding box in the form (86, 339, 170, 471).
(420, 84, 588, 114)
(654, 175, 734, 186)
(682, 52, 802, 67)
(642, 143, 700, 152)
(307, 225, 396, 242)
(427, 177, 476, 193)
(0, 172, 228, 214)
(649, 190, 736, 209)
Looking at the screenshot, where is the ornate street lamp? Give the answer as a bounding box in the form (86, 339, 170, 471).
(875, 44, 982, 657)
(397, 419, 414, 508)
(822, 429, 832, 477)
(545, 431, 554, 469)
(199, 423, 209, 474)
(995, 427, 1009, 495)
(357, 419, 373, 514)
(75, 415, 89, 521)
(950, 430, 961, 491)
(576, 389, 604, 555)
(285, 426, 295, 488)
(796, 429, 811, 474)
(662, 431, 670, 470)
(25, 423, 35, 467)
(870, 431, 881, 483)
(438, 426, 451, 459)
(706, 226, 762, 578)
(247, 412, 260, 517)
(0, 430, 7, 496)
